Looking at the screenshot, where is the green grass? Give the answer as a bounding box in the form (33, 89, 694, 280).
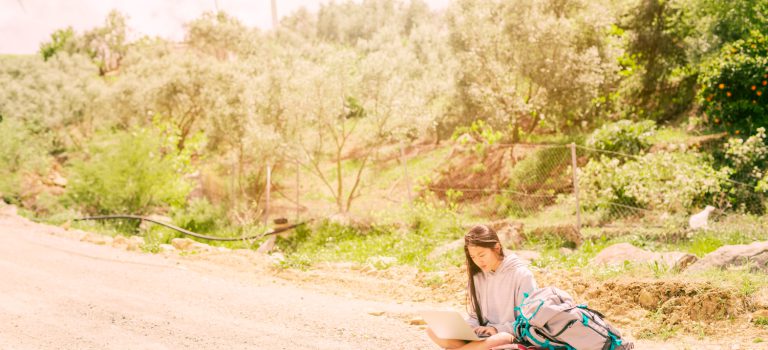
(651, 128, 691, 143)
(276, 201, 471, 271)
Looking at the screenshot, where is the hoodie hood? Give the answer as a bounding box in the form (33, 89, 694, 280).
(494, 252, 527, 274)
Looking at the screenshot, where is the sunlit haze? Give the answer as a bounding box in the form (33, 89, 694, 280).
(0, 0, 451, 54)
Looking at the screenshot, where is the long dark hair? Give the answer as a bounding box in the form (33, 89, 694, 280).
(464, 224, 504, 327)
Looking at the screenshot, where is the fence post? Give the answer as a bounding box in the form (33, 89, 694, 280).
(296, 157, 300, 222)
(264, 162, 271, 226)
(570, 143, 581, 237)
(400, 143, 412, 204)
(257, 162, 275, 254)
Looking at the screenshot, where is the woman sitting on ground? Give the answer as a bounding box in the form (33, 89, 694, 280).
(427, 224, 537, 349)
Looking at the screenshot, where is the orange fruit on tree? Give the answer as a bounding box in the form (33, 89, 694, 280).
(727, 92, 732, 97)
(718, 83, 725, 89)
(752, 85, 757, 90)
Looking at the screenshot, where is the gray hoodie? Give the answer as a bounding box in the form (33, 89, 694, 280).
(466, 253, 537, 334)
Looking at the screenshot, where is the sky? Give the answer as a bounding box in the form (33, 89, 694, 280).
(0, 0, 451, 54)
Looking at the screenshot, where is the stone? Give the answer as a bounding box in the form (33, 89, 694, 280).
(487, 219, 524, 248)
(512, 250, 541, 264)
(638, 289, 658, 309)
(50, 172, 68, 187)
(171, 238, 196, 251)
(753, 309, 768, 319)
(409, 317, 426, 325)
(559, 247, 575, 256)
(268, 252, 285, 265)
(81, 232, 111, 245)
(591, 243, 656, 265)
(591, 243, 696, 271)
(112, 235, 128, 249)
(427, 238, 464, 260)
(159, 244, 176, 252)
(573, 284, 586, 294)
(0, 204, 18, 216)
(686, 241, 768, 273)
(367, 256, 397, 269)
(190, 242, 213, 252)
(689, 205, 716, 230)
(366, 310, 385, 316)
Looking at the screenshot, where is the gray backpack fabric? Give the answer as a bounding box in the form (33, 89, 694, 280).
(512, 287, 632, 350)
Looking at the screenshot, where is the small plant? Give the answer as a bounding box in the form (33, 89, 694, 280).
(452, 120, 503, 157)
(755, 317, 768, 326)
(586, 119, 657, 156)
(444, 189, 463, 212)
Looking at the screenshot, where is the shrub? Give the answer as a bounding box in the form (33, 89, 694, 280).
(0, 119, 50, 204)
(698, 30, 768, 132)
(499, 146, 571, 217)
(66, 122, 203, 215)
(717, 127, 768, 213)
(586, 120, 657, 156)
(452, 120, 503, 157)
(579, 152, 727, 215)
(170, 197, 225, 233)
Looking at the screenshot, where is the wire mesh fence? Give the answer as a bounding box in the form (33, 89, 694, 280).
(254, 139, 767, 241)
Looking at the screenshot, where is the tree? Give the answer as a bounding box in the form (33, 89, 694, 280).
(448, 0, 621, 140)
(698, 30, 767, 133)
(184, 11, 257, 60)
(81, 10, 130, 75)
(39, 27, 78, 61)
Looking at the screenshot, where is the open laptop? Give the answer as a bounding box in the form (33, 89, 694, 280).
(419, 310, 490, 341)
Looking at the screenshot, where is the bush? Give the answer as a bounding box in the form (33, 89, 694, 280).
(0, 119, 50, 204)
(579, 152, 727, 215)
(717, 127, 768, 213)
(499, 146, 571, 217)
(586, 120, 657, 156)
(171, 197, 225, 233)
(66, 122, 203, 215)
(698, 30, 768, 132)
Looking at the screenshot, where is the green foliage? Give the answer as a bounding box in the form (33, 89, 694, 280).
(277, 201, 465, 271)
(698, 31, 768, 132)
(170, 198, 225, 233)
(586, 120, 657, 155)
(452, 120, 503, 157)
(717, 128, 768, 213)
(65, 122, 203, 215)
(0, 54, 103, 140)
(499, 146, 571, 217)
(697, 0, 768, 45)
(618, 0, 699, 122)
(448, 0, 622, 137)
(580, 152, 727, 214)
(39, 27, 77, 61)
(0, 119, 51, 203)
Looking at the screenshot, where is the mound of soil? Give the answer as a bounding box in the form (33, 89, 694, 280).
(427, 144, 512, 202)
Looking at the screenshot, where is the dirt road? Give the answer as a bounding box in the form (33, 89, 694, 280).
(1, 213, 765, 350)
(0, 215, 436, 349)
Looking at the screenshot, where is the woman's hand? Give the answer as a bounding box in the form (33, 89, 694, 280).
(473, 326, 498, 336)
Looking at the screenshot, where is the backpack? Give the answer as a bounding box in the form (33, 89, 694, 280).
(512, 287, 632, 350)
